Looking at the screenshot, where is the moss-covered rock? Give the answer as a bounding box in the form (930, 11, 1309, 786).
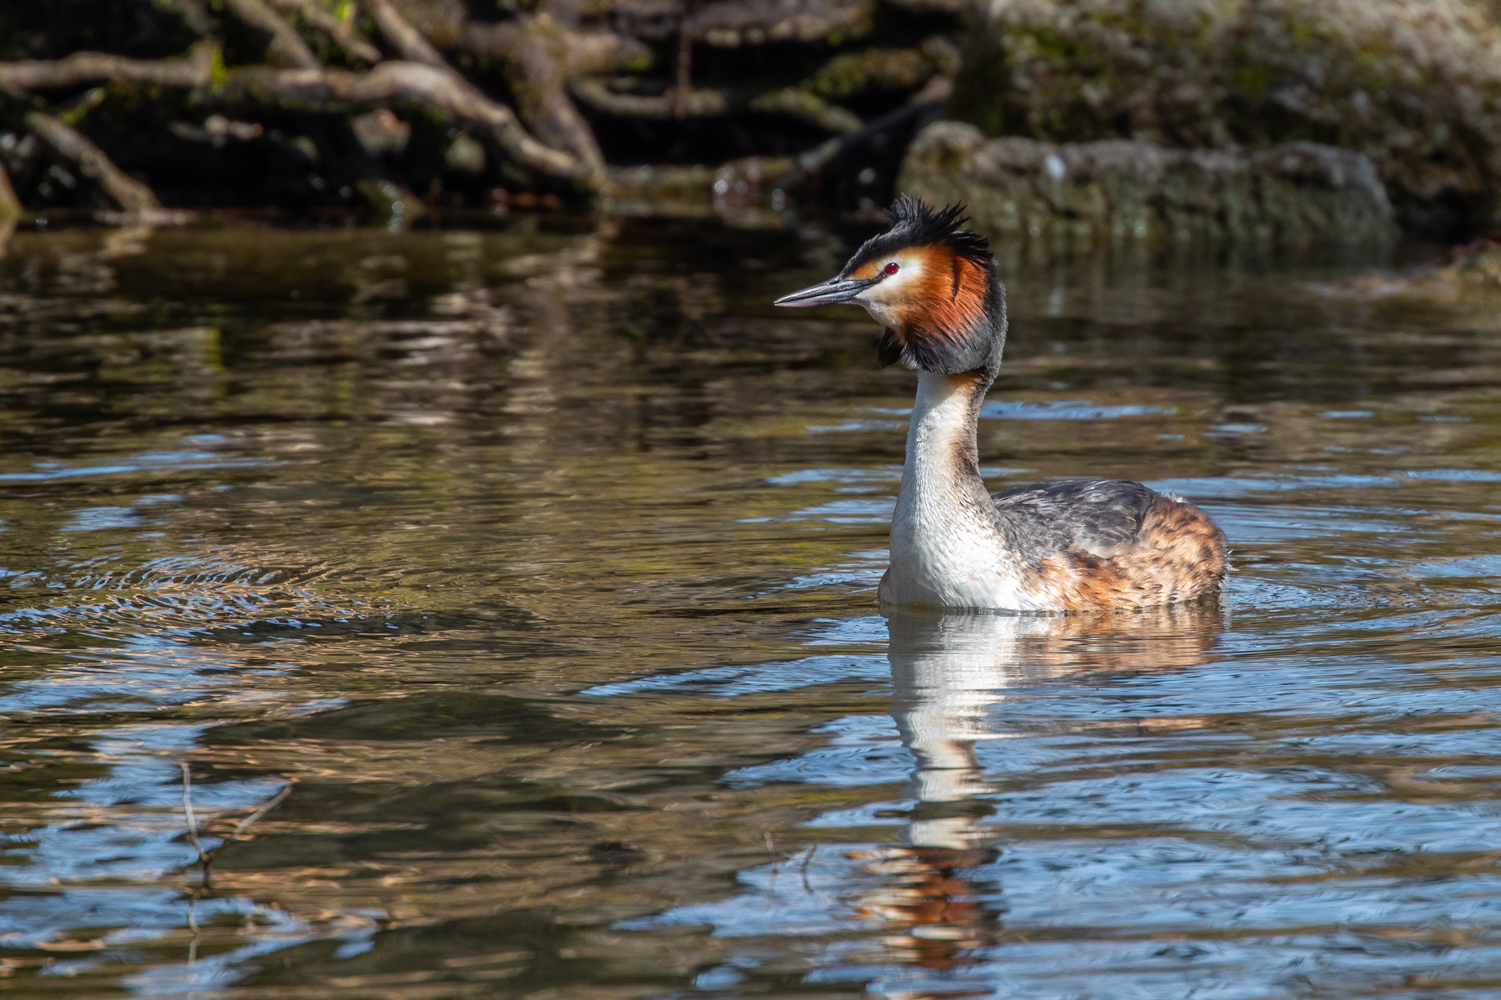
(949, 0, 1501, 232)
(898, 120, 1394, 252)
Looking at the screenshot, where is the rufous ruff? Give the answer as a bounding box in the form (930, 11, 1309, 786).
(774, 196, 1227, 612)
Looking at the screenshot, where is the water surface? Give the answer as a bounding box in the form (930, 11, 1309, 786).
(1, 220, 1500, 998)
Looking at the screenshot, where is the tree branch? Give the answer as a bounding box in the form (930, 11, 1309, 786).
(572, 78, 860, 133)
(749, 88, 861, 133)
(362, 0, 448, 68)
(0, 44, 585, 186)
(460, 19, 607, 182)
(220, 0, 321, 69)
(361, 0, 604, 184)
(686, 0, 872, 48)
(222, 61, 584, 181)
(572, 78, 727, 118)
(25, 110, 162, 213)
(0, 44, 215, 91)
(267, 0, 383, 63)
(0, 160, 21, 229)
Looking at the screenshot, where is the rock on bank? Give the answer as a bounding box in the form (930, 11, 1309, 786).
(898, 121, 1394, 251)
(947, 0, 1501, 234)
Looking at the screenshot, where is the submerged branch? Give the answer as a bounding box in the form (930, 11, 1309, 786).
(179, 761, 293, 888)
(180, 762, 209, 865)
(25, 110, 162, 212)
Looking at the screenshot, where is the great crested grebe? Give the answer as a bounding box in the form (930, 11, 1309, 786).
(774, 196, 1227, 611)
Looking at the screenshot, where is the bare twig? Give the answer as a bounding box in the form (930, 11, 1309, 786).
(180, 762, 208, 864)
(800, 839, 818, 893)
(25, 111, 162, 213)
(227, 782, 293, 840)
(223, 61, 584, 181)
(179, 762, 293, 888)
(268, 0, 383, 63)
(220, 0, 321, 69)
(186, 895, 200, 965)
(0, 45, 215, 91)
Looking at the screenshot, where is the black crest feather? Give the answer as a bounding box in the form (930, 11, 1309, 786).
(842, 196, 992, 277)
(887, 195, 991, 263)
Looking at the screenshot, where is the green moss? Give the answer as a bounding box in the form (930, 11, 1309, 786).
(804, 48, 932, 100)
(208, 43, 228, 92)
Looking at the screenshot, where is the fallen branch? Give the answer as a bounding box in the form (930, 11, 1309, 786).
(0, 47, 585, 187)
(572, 78, 860, 133)
(221, 0, 321, 69)
(0, 45, 214, 91)
(363, 1, 603, 184)
(749, 88, 861, 133)
(268, 0, 382, 64)
(455, 17, 613, 184)
(572, 78, 726, 118)
(223, 61, 584, 181)
(687, 0, 872, 48)
(24, 110, 162, 213)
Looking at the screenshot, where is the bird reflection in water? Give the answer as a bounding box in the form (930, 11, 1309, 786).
(848, 603, 1224, 996)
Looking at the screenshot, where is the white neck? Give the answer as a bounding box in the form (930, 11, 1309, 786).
(883, 372, 1032, 609)
(905, 371, 981, 483)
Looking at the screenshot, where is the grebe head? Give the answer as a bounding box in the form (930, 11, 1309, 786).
(774, 196, 1005, 375)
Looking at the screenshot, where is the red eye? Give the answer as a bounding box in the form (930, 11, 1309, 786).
(883, 262, 900, 276)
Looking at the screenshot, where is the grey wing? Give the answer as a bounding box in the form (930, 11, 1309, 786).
(990, 479, 1157, 563)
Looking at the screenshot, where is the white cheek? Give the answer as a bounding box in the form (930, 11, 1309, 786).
(855, 264, 922, 327)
